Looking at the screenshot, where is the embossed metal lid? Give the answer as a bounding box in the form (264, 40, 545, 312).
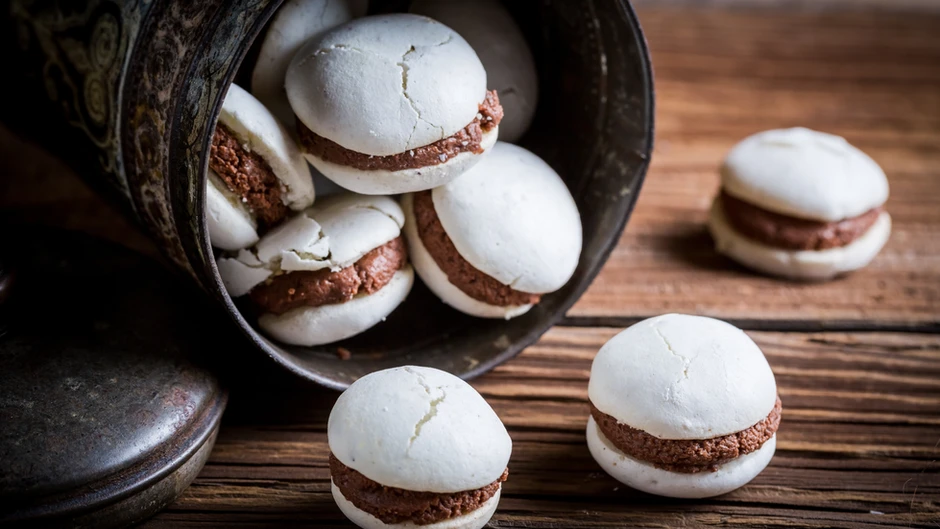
(0, 227, 227, 528)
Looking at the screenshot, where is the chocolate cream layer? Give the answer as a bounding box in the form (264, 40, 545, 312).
(412, 191, 540, 307)
(721, 192, 882, 251)
(330, 453, 507, 525)
(591, 397, 782, 473)
(298, 91, 504, 171)
(250, 237, 407, 315)
(210, 123, 288, 228)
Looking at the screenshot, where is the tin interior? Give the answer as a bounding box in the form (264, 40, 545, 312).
(208, 0, 654, 389)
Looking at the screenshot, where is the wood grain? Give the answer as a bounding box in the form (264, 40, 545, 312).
(569, 6, 940, 329)
(138, 6, 939, 527)
(141, 327, 940, 528)
(2, 5, 939, 330)
(2, 3, 939, 528)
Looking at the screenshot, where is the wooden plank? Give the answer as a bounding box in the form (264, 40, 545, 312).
(142, 327, 940, 528)
(569, 7, 940, 328)
(2, 8, 939, 330)
(0, 3, 936, 529)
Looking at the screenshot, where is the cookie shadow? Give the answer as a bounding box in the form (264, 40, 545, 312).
(660, 224, 736, 273)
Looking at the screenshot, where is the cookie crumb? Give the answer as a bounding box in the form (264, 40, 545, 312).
(336, 347, 352, 360)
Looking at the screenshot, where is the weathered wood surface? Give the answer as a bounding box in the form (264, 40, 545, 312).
(3, 5, 938, 328)
(1, 1, 939, 528)
(570, 6, 940, 329)
(142, 328, 940, 528)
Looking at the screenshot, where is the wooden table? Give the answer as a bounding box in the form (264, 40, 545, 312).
(2, 2, 939, 527)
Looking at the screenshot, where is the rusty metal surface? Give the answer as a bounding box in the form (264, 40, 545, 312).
(0, 227, 226, 525)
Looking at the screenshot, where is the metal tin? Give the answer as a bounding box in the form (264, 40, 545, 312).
(1, 0, 654, 388)
(0, 227, 227, 528)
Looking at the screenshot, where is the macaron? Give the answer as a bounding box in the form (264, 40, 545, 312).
(285, 14, 503, 195)
(251, 0, 368, 127)
(586, 314, 781, 499)
(708, 127, 891, 280)
(329, 366, 511, 529)
(216, 193, 412, 346)
(206, 83, 315, 251)
(410, 0, 538, 143)
(402, 142, 582, 319)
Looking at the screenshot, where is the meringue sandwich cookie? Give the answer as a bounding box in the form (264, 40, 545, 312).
(251, 0, 368, 127)
(206, 83, 315, 251)
(329, 366, 511, 529)
(709, 127, 891, 280)
(410, 0, 537, 143)
(402, 142, 582, 319)
(587, 314, 781, 499)
(216, 194, 413, 346)
(286, 14, 503, 195)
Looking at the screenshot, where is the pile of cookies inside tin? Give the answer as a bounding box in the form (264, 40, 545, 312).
(209, 0, 583, 347)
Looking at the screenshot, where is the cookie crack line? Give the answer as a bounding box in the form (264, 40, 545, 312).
(398, 46, 445, 144)
(298, 43, 387, 74)
(308, 40, 456, 144)
(403, 367, 447, 454)
(237, 247, 281, 274)
(292, 214, 333, 268)
(508, 273, 529, 291)
(312, 43, 385, 60)
(237, 221, 332, 273)
(650, 322, 691, 380)
(404, 366, 432, 394)
(350, 203, 405, 229)
(234, 204, 401, 276)
(307, 204, 403, 269)
(407, 390, 445, 453)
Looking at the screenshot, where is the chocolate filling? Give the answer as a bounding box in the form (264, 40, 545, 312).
(249, 237, 407, 315)
(591, 396, 782, 473)
(721, 192, 882, 250)
(210, 123, 289, 228)
(298, 90, 504, 171)
(413, 191, 540, 307)
(330, 453, 507, 525)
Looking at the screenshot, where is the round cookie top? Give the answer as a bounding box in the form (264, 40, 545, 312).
(217, 194, 404, 297)
(286, 14, 486, 156)
(328, 366, 511, 493)
(588, 314, 778, 440)
(410, 0, 538, 143)
(250, 0, 366, 126)
(431, 142, 582, 294)
(721, 127, 889, 222)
